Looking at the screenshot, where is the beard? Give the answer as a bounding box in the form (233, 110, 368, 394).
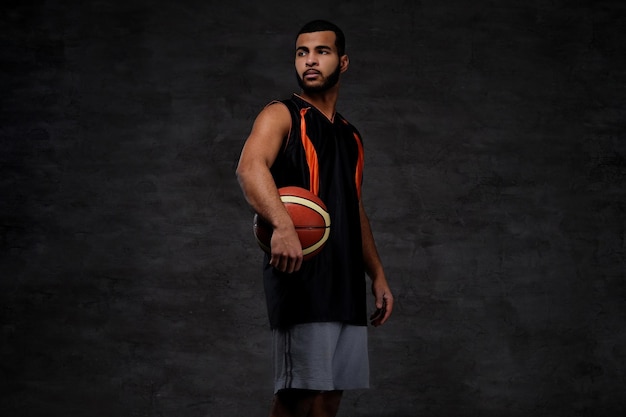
(296, 63, 342, 93)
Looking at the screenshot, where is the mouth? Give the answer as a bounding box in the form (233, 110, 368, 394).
(303, 70, 321, 79)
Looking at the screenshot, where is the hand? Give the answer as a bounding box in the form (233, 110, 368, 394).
(269, 226, 303, 273)
(370, 277, 393, 327)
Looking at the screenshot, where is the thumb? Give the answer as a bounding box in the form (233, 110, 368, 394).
(376, 292, 387, 309)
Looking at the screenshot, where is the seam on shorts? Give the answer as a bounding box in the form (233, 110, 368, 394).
(284, 328, 293, 389)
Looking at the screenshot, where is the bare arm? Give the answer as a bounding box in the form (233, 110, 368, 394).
(360, 199, 394, 326)
(236, 103, 303, 273)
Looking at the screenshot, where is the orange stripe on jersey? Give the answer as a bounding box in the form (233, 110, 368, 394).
(353, 132, 364, 199)
(300, 108, 320, 195)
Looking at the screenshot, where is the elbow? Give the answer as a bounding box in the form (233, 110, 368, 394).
(235, 162, 248, 185)
(235, 155, 246, 179)
(236, 157, 272, 190)
(235, 161, 256, 189)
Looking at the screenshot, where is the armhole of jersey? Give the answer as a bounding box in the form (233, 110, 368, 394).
(266, 100, 297, 153)
(338, 114, 365, 199)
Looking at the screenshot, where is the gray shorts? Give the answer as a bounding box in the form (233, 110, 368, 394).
(273, 322, 370, 393)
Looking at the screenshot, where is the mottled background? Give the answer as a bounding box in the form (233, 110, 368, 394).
(1, 0, 624, 416)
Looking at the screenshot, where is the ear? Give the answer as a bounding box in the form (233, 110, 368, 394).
(340, 54, 349, 73)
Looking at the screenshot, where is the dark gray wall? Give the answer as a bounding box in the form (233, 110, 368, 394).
(1, 0, 624, 416)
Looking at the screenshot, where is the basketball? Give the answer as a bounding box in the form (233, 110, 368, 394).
(253, 186, 331, 260)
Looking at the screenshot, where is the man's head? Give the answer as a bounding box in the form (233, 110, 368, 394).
(297, 20, 346, 57)
(294, 20, 349, 94)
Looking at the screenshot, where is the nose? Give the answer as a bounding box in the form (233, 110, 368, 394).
(305, 52, 318, 67)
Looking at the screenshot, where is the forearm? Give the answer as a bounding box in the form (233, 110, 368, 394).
(236, 161, 293, 231)
(360, 199, 393, 325)
(359, 200, 385, 281)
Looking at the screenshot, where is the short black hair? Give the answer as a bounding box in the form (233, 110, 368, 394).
(297, 20, 346, 56)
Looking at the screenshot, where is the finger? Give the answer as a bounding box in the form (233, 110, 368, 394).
(374, 292, 383, 309)
(375, 291, 386, 309)
(270, 254, 280, 270)
(370, 314, 383, 326)
(379, 295, 394, 325)
(285, 250, 303, 273)
(370, 311, 384, 327)
(272, 254, 287, 273)
(281, 255, 292, 273)
(278, 253, 302, 274)
(293, 255, 303, 272)
(285, 257, 295, 274)
(369, 309, 382, 322)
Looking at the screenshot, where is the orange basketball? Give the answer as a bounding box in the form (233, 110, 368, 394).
(253, 186, 331, 260)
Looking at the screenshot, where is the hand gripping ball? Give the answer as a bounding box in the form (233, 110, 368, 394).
(253, 186, 331, 260)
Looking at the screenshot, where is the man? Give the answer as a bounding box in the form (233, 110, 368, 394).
(236, 20, 393, 417)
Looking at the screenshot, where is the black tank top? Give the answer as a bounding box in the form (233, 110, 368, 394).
(263, 94, 367, 329)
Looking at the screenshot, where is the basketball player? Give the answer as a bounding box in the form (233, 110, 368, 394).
(236, 20, 393, 417)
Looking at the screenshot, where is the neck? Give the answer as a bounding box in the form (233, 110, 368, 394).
(299, 86, 340, 121)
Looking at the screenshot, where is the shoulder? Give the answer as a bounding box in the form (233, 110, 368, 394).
(252, 100, 292, 134)
(261, 99, 292, 118)
(241, 100, 294, 163)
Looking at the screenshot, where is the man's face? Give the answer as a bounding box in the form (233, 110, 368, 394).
(294, 31, 347, 93)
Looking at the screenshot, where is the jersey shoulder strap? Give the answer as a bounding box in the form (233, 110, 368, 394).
(265, 98, 301, 152)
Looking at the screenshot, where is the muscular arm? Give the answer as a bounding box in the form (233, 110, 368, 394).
(236, 103, 303, 273)
(360, 199, 394, 326)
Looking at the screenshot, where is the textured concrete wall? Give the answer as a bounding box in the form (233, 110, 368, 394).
(1, 1, 624, 416)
